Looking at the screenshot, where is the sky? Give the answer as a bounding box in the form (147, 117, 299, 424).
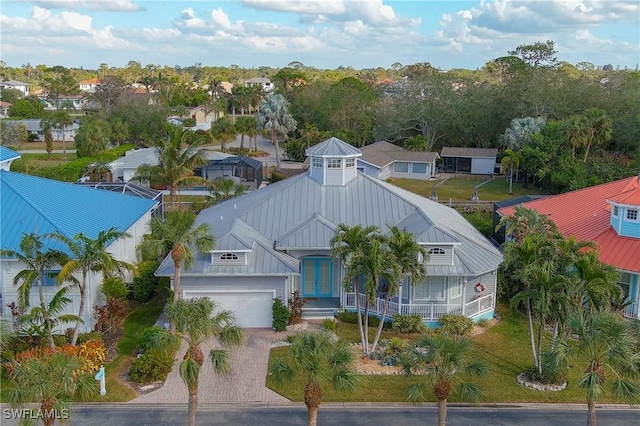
(1, 0, 638, 71)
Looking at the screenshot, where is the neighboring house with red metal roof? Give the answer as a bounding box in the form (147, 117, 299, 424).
(497, 175, 640, 320)
(358, 141, 439, 181)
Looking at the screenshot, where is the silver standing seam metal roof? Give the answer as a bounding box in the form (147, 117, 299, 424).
(156, 138, 503, 278)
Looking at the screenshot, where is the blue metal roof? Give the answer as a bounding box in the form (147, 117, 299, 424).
(0, 146, 21, 162)
(0, 171, 157, 254)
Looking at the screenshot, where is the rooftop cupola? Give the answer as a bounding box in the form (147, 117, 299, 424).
(306, 137, 362, 186)
(606, 174, 640, 238)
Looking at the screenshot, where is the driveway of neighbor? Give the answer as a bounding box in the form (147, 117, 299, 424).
(129, 326, 318, 404)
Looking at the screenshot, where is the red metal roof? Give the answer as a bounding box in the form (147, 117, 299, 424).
(498, 176, 640, 273)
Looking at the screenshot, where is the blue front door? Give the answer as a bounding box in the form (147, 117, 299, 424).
(302, 258, 333, 297)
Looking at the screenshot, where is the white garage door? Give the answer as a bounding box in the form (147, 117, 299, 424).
(184, 291, 274, 328)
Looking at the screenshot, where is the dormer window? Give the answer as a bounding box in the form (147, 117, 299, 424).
(428, 248, 446, 255)
(327, 159, 341, 169)
(220, 253, 239, 261)
(626, 209, 638, 221)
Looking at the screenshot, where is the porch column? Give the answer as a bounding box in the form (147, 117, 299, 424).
(398, 277, 403, 314)
(461, 279, 467, 315)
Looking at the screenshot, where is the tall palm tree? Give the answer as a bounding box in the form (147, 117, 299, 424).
(137, 211, 214, 333)
(551, 311, 640, 426)
(6, 351, 97, 426)
(48, 228, 132, 345)
(582, 108, 613, 162)
(209, 117, 237, 153)
(235, 115, 257, 150)
(501, 149, 522, 195)
(155, 298, 244, 426)
(331, 224, 381, 353)
(256, 93, 297, 169)
(370, 226, 426, 353)
(567, 251, 620, 317)
(564, 115, 587, 159)
(51, 110, 73, 160)
(133, 125, 211, 208)
(399, 334, 487, 426)
(270, 331, 359, 426)
(0, 233, 69, 349)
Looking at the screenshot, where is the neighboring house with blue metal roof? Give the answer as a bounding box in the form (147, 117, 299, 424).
(0, 171, 159, 330)
(156, 137, 503, 328)
(0, 146, 21, 171)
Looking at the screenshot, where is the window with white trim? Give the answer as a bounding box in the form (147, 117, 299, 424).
(412, 163, 428, 174)
(312, 158, 323, 168)
(449, 278, 462, 298)
(393, 162, 409, 173)
(415, 276, 446, 300)
(428, 248, 445, 255)
(327, 159, 341, 169)
(345, 158, 355, 167)
(618, 272, 632, 299)
(220, 253, 239, 261)
(626, 209, 638, 221)
(613, 206, 619, 217)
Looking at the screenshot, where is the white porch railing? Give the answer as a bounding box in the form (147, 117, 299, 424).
(344, 292, 494, 322)
(623, 302, 638, 319)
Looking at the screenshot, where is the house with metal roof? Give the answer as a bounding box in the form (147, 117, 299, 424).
(358, 141, 439, 181)
(6, 118, 80, 142)
(0, 171, 159, 330)
(440, 147, 498, 175)
(497, 175, 640, 320)
(0, 146, 21, 171)
(156, 137, 503, 328)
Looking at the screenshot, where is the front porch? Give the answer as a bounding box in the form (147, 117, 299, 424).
(302, 297, 340, 320)
(623, 302, 639, 320)
(343, 292, 495, 324)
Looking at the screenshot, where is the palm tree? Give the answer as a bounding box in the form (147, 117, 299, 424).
(6, 351, 97, 426)
(51, 110, 73, 160)
(209, 177, 246, 204)
(269, 331, 359, 426)
(133, 125, 211, 208)
(48, 228, 132, 345)
(137, 210, 214, 333)
(552, 311, 640, 426)
(235, 116, 258, 150)
(370, 225, 426, 353)
(155, 298, 244, 426)
(564, 115, 587, 159)
(582, 108, 613, 162)
(256, 93, 297, 169)
(0, 233, 69, 349)
(501, 149, 522, 195)
(567, 251, 620, 317)
(399, 334, 487, 426)
(500, 116, 545, 150)
(209, 117, 237, 153)
(330, 224, 381, 354)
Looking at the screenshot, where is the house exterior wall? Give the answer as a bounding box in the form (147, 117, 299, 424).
(391, 162, 433, 180)
(309, 160, 325, 184)
(619, 206, 640, 238)
(179, 275, 286, 301)
(425, 246, 453, 265)
(325, 160, 344, 185)
(471, 158, 496, 175)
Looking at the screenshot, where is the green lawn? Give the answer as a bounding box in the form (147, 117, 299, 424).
(391, 177, 545, 202)
(267, 303, 626, 404)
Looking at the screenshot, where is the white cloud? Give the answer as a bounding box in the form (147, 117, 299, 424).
(14, 0, 143, 12)
(211, 7, 232, 30)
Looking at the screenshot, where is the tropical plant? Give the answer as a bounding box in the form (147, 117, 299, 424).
(500, 117, 545, 150)
(0, 233, 70, 349)
(137, 210, 214, 332)
(550, 311, 640, 426)
(209, 117, 237, 153)
(133, 124, 210, 207)
(234, 115, 258, 150)
(269, 331, 358, 426)
(49, 228, 132, 345)
(370, 225, 426, 353)
(330, 224, 381, 354)
(399, 334, 487, 426)
(256, 93, 297, 168)
(501, 149, 522, 194)
(50, 110, 73, 160)
(563, 115, 587, 159)
(153, 298, 244, 426)
(6, 351, 97, 426)
(403, 135, 431, 152)
(581, 108, 613, 162)
(208, 177, 246, 204)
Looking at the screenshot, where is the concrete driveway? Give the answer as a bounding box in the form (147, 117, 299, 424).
(129, 326, 318, 404)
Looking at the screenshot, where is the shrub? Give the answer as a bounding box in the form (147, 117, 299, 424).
(101, 276, 129, 300)
(287, 290, 305, 325)
(77, 332, 104, 345)
(129, 349, 174, 384)
(52, 335, 67, 347)
(476, 318, 490, 328)
(323, 318, 337, 332)
(391, 314, 426, 334)
(133, 261, 160, 302)
(439, 313, 474, 336)
(13, 341, 106, 374)
(272, 298, 289, 332)
(182, 118, 196, 127)
(335, 311, 389, 328)
(377, 337, 410, 366)
(93, 298, 128, 334)
(138, 326, 166, 354)
(270, 171, 286, 183)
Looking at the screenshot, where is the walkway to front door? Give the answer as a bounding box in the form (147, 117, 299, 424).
(301, 257, 333, 297)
